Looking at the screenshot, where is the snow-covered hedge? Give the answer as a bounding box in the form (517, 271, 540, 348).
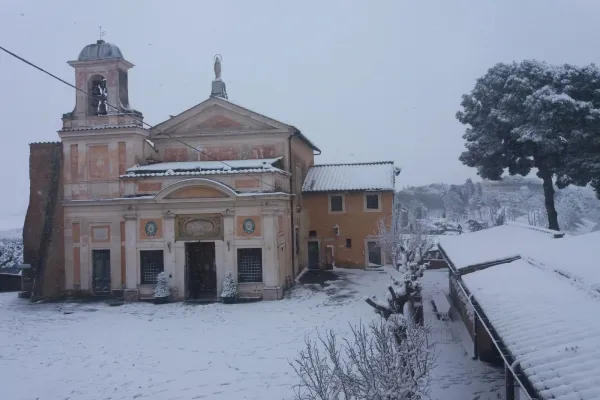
(0, 238, 23, 269)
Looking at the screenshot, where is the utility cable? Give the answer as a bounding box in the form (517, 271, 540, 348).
(0, 44, 284, 191)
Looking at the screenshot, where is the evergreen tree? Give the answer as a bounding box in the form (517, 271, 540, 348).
(457, 60, 600, 231)
(154, 272, 170, 298)
(221, 272, 237, 299)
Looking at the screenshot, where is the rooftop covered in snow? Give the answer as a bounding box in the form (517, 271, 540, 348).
(121, 157, 287, 178)
(523, 230, 600, 293)
(462, 258, 600, 399)
(438, 222, 564, 271)
(302, 161, 399, 193)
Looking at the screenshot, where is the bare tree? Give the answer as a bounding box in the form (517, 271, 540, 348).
(377, 194, 434, 271)
(290, 318, 436, 400)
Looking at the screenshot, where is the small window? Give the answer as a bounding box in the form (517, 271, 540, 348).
(309, 230, 317, 238)
(346, 238, 352, 248)
(330, 195, 344, 212)
(140, 250, 164, 284)
(366, 193, 380, 210)
(238, 248, 263, 283)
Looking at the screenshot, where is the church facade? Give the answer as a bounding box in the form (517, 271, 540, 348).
(24, 40, 318, 301)
(23, 40, 397, 302)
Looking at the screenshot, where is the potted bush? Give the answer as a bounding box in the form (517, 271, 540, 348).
(221, 272, 237, 304)
(154, 271, 170, 304)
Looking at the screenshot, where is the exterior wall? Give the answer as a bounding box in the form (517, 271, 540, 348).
(0, 274, 21, 292)
(289, 135, 316, 275)
(63, 189, 291, 301)
(302, 191, 393, 268)
(448, 273, 499, 363)
(121, 171, 290, 197)
(153, 133, 287, 163)
(62, 132, 149, 200)
(23, 142, 65, 298)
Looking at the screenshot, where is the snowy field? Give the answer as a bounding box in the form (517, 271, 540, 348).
(0, 268, 503, 400)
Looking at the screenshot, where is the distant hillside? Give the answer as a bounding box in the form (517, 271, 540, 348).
(398, 176, 600, 233)
(0, 228, 23, 240)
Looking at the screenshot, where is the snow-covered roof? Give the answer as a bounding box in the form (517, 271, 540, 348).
(121, 157, 287, 178)
(524, 231, 600, 292)
(438, 222, 563, 270)
(462, 259, 600, 399)
(302, 161, 397, 193)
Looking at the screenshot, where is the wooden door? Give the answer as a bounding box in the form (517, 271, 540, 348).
(186, 242, 216, 299)
(308, 241, 320, 270)
(92, 250, 111, 295)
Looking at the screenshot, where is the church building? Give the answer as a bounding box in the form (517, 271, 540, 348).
(23, 40, 395, 302)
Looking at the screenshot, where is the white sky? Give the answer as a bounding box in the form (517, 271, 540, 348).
(2, 0, 600, 224)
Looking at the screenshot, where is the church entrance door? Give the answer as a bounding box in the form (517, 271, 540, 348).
(91, 249, 111, 295)
(186, 242, 217, 300)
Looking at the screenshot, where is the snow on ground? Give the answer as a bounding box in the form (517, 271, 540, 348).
(0, 267, 502, 400)
(422, 269, 504, 400)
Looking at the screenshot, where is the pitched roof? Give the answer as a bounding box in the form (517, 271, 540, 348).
(524, 231, 600, 292)
(121, 157, 288, 179)
(302, 161, 397, 193)
(438, 222, 564, 271)
(462, 258, 600, 399)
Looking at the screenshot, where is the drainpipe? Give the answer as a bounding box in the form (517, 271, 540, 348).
(288, 134, 296, 280)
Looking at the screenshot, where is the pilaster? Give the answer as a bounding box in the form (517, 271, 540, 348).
(163, 213, 177, 299)
(123, 214, 138, 299)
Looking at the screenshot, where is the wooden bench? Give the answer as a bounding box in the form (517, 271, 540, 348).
(432, 292, 451, 321)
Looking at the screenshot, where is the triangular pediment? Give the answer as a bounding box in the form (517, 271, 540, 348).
(152, 97, 292, 136)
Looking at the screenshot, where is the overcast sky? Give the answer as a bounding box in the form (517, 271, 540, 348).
(2, 0, 600, 224)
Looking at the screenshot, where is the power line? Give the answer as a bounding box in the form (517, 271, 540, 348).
(0, 44, 282, 191)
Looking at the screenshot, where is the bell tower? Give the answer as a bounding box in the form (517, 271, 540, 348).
(62, 39, 143, 130)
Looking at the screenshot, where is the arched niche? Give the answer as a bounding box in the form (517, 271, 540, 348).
(154, 178, 238, 202)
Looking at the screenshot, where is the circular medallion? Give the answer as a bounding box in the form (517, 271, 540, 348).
(242, 218, 256, 234)
(145, 221, 158, 237)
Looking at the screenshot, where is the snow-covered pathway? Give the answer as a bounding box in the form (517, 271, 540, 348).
(0, 268, 503, 400)
(423, 269, 504, 400)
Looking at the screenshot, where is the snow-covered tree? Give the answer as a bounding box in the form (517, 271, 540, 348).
(457, 60, 600, 231)
(290, 317, 435, 400)
(377, 196, 434, 271)
(467, 192, 485, 220)
(464, 178, 476, 201)
(0, 239, 24, 268)
(443, 185, 466, 222)
(220, 272, 237, 299)
(292, 268, 436, 400)
(154, 272, 170, 298)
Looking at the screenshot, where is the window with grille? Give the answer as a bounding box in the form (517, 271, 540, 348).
(140, 250, 164, 284)
(346, 238, 352, 248)
(366, 193, 380, 210)
(237, 248, 263, 283)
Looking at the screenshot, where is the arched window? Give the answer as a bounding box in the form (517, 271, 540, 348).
(88, 75, 108, 116)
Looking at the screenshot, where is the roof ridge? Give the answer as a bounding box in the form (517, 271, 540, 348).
(311, 161, 394, 167)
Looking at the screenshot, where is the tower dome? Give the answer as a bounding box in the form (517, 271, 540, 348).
(77, 40, 123, 61)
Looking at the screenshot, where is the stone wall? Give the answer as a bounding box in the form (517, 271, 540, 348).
(23, 142, 65, 299)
